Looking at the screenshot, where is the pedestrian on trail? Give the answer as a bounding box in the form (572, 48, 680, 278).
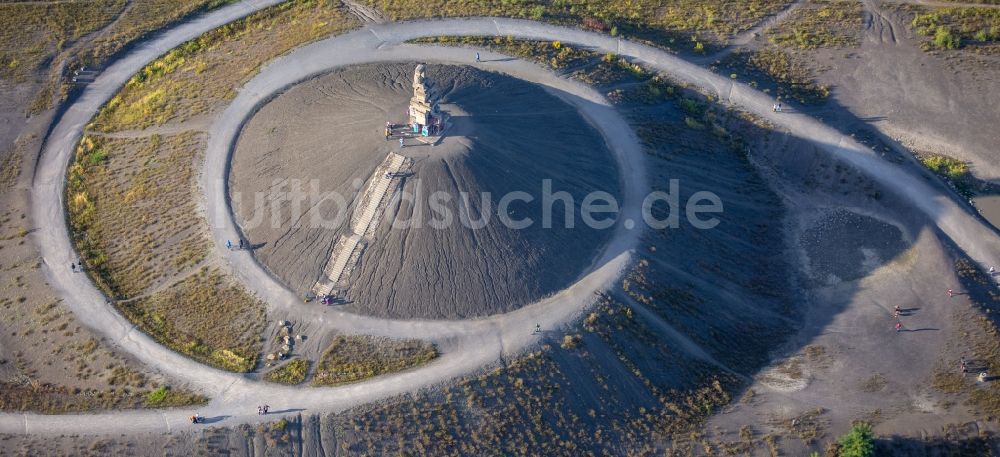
(399, 137, 404, 149)
(226, 239, 232, 250)
(776, 103, 783, 112)
(475, 52, 480, 62)
(961, 357, 969, 375)
(772, 104, 778, 112)
(263, 405, 270, 415)
(257, 405, 263, 415)
(70, 262, 76, 272)
(948, 288, 954, 298)
(239, 239, 245, 250)
(895, 321, 903, 332)
(990, 266, 996, 275)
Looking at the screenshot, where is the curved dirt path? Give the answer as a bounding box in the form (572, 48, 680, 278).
(11, 13, 1000, 434)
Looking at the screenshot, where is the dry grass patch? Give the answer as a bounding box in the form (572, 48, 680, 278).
(0, 381, 205, 414)
(371, 0, 794, 48)
(118, 267, 265, 372)
(411, 36, 594, 70)
(90, 0, 357, 132)
(67, 133, 209, 299)
(768, 0, 862, 49)
(311, 335, 438, 386)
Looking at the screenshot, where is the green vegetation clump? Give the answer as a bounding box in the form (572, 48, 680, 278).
(921, 154, 968, 180)
(311, 336, 438, 386)
(264, 359, 311, 385)
(836, 423, 875, 457)
(769, 0, 862, 49)
(911, 7, 1000, 51)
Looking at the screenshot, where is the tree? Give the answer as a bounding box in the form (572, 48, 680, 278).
(837, 423, 875, 457)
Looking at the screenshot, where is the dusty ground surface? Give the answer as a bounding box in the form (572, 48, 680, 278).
(702, 126, 1000, 452)
(230, 63, 620, 319)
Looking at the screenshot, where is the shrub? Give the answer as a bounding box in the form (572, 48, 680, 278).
(921, 154, 968, 180)
(837, 423, 875, 457)
(933, 26, 960, 49)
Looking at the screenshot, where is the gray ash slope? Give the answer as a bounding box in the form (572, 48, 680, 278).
(230, 63, 620, 319)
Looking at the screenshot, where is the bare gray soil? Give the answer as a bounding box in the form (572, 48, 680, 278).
(230, 63, 620, 319)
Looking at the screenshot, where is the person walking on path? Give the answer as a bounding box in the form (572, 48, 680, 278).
(895, 321, 903, 332)
(893, 305, 900, 319)
(263, 405, 270, 415)
(70, 262, 76, 272)
(239, 239, 244, 250)
(961, 357, 968, 376)
(226, 239, 232, 250)
(475, 52, 480, 62)
(948, 288, 954, 298)
(399, 137, 404, 149)
(257, 406, 262, 415)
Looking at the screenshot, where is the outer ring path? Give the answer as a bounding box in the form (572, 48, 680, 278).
(12, 8, 1000, 435)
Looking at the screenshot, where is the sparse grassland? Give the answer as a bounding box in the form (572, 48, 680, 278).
(0, 0, 125, 82)
(117, 267, 265, 372)
(78, 0, 240, 66)
(311, 335, 438, 386)
(67, 133, 209, 299)
(2, 0, 241, 115)
(905, 6, 1000, 53)
(768, 0, 862, 49)
(0, 381, 204, 414)
(373, 0, 794, 49)
(90, 0, 357, 132)
(264, 358, 310, 385)
(0, 200, 206, 413)
(332, 295, 743, 454)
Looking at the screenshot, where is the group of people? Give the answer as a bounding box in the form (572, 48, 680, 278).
(225, 239, 246, 250)
(257, 404, 270, 415)
(771, 103, 783, 112)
